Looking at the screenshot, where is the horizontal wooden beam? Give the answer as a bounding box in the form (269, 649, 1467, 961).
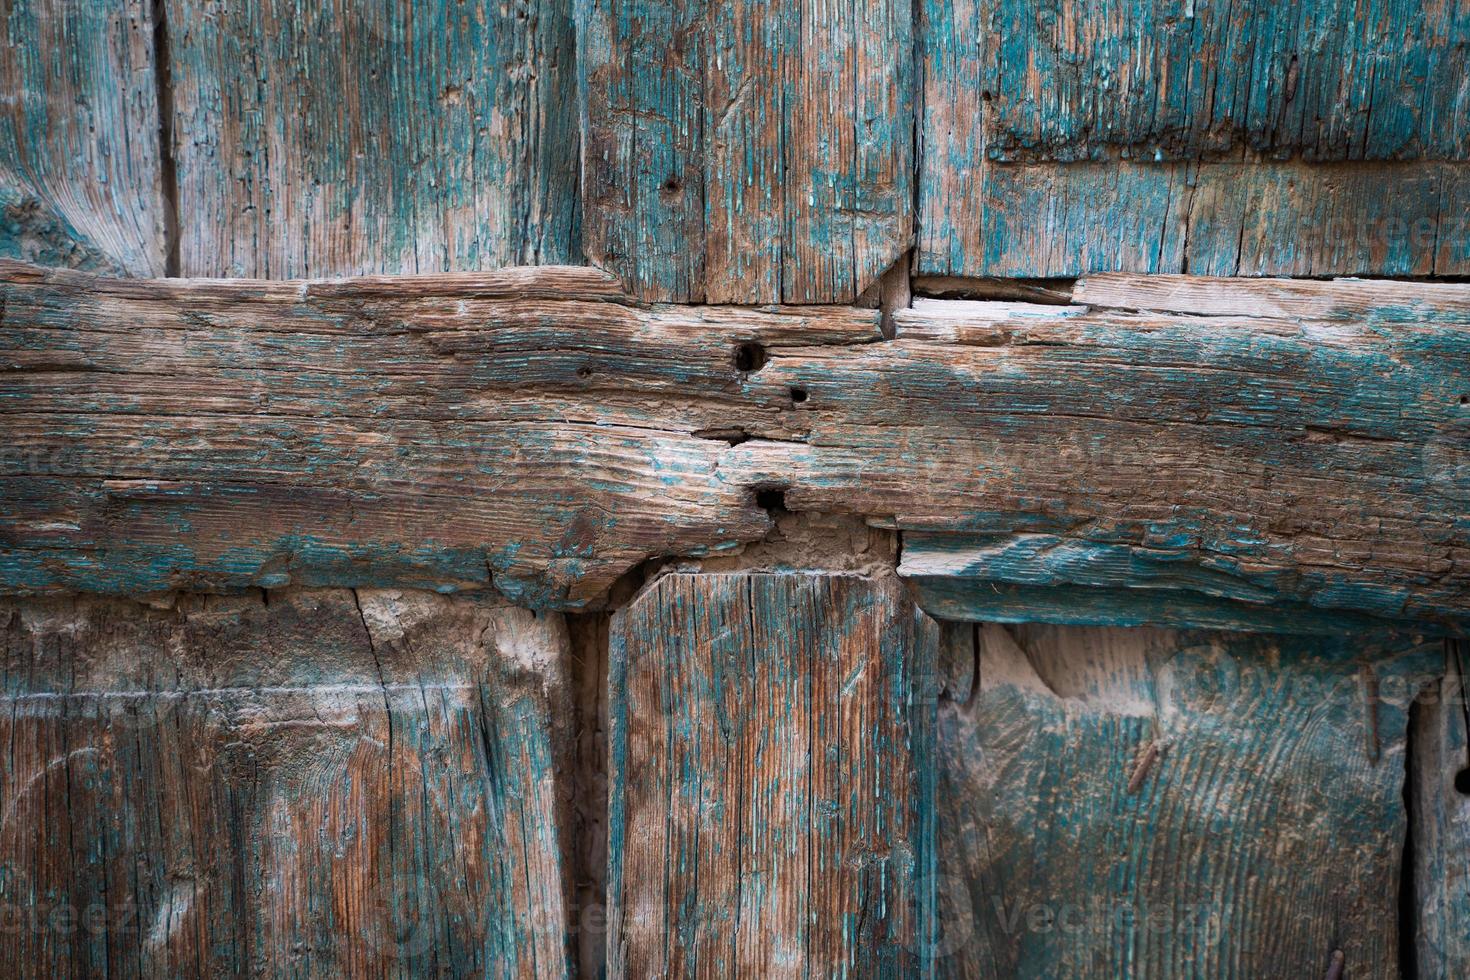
(2, 261, 1466, 632)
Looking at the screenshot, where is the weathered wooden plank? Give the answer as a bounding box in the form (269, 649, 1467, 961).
(606, 572, 938, 975)
(0, 261, 879, 606)
(1409, 640, 1470, 976)
(918, 160, 1470, 278)
(164, 0, 580, 278)
(577, 0, 913, 303)
(0, 0, 166, 275)
(4, 263, 1468, 631)
(934, 623, 1442, 978)
(922, 0, 1470, 166)
(0, 588, 574, 977)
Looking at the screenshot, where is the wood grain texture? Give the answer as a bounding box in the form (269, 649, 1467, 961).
(1409, 640, 1470, 977)
(0, 588, 574, 977)
(917, 0, 1470, 278)
(918, 159, 1470, 278)
(577, 0, 914, 303)
(164, 0, 580, 278)
(606, 572, 938, 976)
(0, 0, 166, 275)
(4, 263, 1468, 632)
(921, 0, 1470, 167)
(934, 623, 1442, 978)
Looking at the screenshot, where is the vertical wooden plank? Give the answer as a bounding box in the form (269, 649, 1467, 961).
(0, 590, 575, 977)
(607, 572, 938, 975)
(165, 0, 581, 278)
(577, 0, 913, 303)
(1410, 641, 1470, 976)
(0, 0, 165, 275)
(934, 624, 1441, 978)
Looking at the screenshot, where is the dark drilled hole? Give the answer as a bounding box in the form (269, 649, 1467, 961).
(734, 342, 768, 373)
(1456, 766, 1470, 795)
(789, 387, 809, 404)
(754, 487, 788, 513)
(662, 176, 681, 193)
(1459, 395, 1468, 405)
(576, 365, 594, 379)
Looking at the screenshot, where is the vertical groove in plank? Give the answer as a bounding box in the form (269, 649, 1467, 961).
(0, 0, 166, 275)
(1410, 640, 1470, 977)
(164, 0, 581, 278)
(935, 624, 1443, 978)
(607, 572, 938, 976)
(577, 0, 914, 304)
(0, 590, 575, 977)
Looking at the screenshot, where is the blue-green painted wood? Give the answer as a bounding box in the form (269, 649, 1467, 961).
(164, 0, 581, 277)
(577, 0, 914, 303)
(919, 0, 1470, 278)
(935, 623, 1442, 977)
(0, 0, 166, 275)
(0, 589, 575, 977)
(607, 572, 939, 975)
(922, 159, 1470, 278)
(925, 0, 1469, 165)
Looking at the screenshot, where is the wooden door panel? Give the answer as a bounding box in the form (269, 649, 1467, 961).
(934, 624, 1442, 978)
(0, 590, 574, 978)
(607, 572, 939, 976)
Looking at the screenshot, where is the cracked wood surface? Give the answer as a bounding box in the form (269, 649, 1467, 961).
(919, 0, 1470, 278)
(1410, 640, 1470, 977)
(2, 261, 1467, 631)
(935, 623, 1443, 978)
(0, 0, 167, 276)
(607, 572, 938, 976)
(576, 0, 914, 303)
(163, 0, 582, 277)
(0, 588, 575, 977)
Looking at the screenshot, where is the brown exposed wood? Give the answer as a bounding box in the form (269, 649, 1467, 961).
(0, 588, 576, 976)
(3, 262, 1468, 634)
(606, 572, 938, 976)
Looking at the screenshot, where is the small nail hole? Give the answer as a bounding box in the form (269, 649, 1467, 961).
(734, 342, 767, 373)
(1456, 767, 1470, 795)
(789, 387, 808, 404)
(1459, 394, 1468, 405)
(662, 176, 681, 193)
(981, 90, 993, 101)
(576, 365, 594, 379)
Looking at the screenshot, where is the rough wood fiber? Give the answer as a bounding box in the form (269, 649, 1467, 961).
(918, 159, 1470, 278)
(0, 0, 166, 275)
(922, 0, 1470, 167)
(1409, 640, 1470, 976)
(577, 0, 914, 303)
(606, 572, 938, 976)
(934, 623, 1443, 978)
(4, 264, 1468, 632)
(0, 260, 880, 605)
(164, 0, 580, 278)
(0, 588, 574, 977)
